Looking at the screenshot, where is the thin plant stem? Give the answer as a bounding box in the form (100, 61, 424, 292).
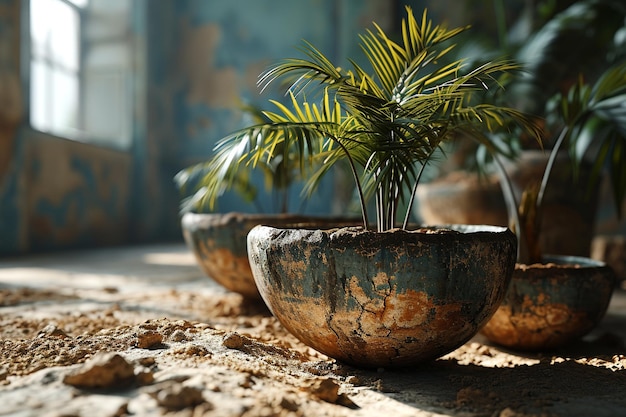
(537, 126, 569, 211)
(492, 153, 522, 260)
(329, 136, 370, 229)
(387, 161, 396, 230)
(376, 169, 382, 232)
(403, 147, 438, 230)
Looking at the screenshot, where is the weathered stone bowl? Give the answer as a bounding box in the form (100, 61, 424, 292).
(247, 224, 517, 367)
(481, 255, 616, 351)
(181, 212, 360, 299)
(181, 212, 312, 298)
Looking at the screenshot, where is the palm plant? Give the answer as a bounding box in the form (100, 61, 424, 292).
(492, 61, 626, 264)
(175, 104, 305, 214)
(560, 63, 626, 218)
(510, 0, 625, 120)
(195, 6, 542, 232)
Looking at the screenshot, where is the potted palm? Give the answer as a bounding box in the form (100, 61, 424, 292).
(175, 106, 329, 299)
(416, 0, 625, 258)
(203, 7, 542, 367)
(480, 61, 625, 351)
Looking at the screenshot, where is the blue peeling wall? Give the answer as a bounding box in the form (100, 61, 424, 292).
(168, 0, 396, 215)
(0, 0, 28, 254)
(3, 0, 622, 256)
(0, 0, 398, 255)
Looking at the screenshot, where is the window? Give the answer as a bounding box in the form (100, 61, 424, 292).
(29, 0, 134, 148)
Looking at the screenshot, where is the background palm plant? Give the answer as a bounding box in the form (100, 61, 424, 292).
(192, 6, 542, 232)
(451, 0, 626, 263)
(559, 62, 626, 219)
(492, 61, 626, 264)
(175, 104, 308, 214)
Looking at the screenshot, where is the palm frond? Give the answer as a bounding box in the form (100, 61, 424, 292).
(556, 61, 626, 216)
(259, 41, 345, 95)
(179, 6, 542, 230)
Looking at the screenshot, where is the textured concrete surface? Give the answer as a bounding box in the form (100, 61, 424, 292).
(1, 243, 625, 416)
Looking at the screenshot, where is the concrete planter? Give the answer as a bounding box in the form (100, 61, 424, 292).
(181, 212, 312, 298)
(247, 224, 517, 367)
(181, 212, 360, 299)
(481, 255, 616, 351)
(415, 171, 507, 227)
(416, 151, 598, 257)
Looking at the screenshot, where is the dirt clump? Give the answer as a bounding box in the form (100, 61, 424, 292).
(1, 283, 625, 417)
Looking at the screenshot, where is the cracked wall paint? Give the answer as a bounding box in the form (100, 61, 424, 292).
(0, 0, 400, 254)
(24, 134, 132, 250)
(179, 22, 239, 109)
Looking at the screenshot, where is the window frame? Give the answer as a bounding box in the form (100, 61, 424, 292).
(25, 0, 135, 150)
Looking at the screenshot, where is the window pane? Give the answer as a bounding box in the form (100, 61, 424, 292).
(30, 0, 54, 59)
(29, 0, 134, 148)
(30, 0, 79, 136)
(86, 43, 129, 68)
(31, 0, 79, 70)
(50, 1, 79, 70)
(68, 0, 89, 8)
(85, 70, 130, 146)
(51, 70, 79, 133)
(30, 60, 52, 132)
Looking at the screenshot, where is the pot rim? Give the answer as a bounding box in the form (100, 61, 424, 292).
(524, 254, 610, 269)
(249, 223, 518, 248)
(181, 211, 363, 230)
(182, 211, 309, 221)
(251, 223, 512, 235)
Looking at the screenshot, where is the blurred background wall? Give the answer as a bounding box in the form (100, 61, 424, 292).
(0, 0, 623, 256)
(0, 0, 402, 255)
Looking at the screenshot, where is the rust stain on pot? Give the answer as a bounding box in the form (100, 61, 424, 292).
(382, 289, 430, 327)
(347, 274, 388, 316)
(196, 239, 257, 297)
(481, 256, 616, 351)
(325, 285, 473, 365)
(273, 294, 341, 358)
(482, 300, 591, 351)
(182, 213, 341, 299)
(248, 224, 518, 367)
(257, 259, 445, 362)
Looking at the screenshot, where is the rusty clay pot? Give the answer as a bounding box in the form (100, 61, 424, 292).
(481, 256, 616, 351)
(181, 212, 360, 299)
(182, 212, 314, 298)
(416, 151, 599, 257)
(247, 224, 517, 368)
(415, 171, 508, 227)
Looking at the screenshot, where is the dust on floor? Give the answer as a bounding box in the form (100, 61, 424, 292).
(1, 244, 625, 417)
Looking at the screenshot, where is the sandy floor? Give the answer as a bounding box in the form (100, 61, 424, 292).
(1, 243, 625, 417)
